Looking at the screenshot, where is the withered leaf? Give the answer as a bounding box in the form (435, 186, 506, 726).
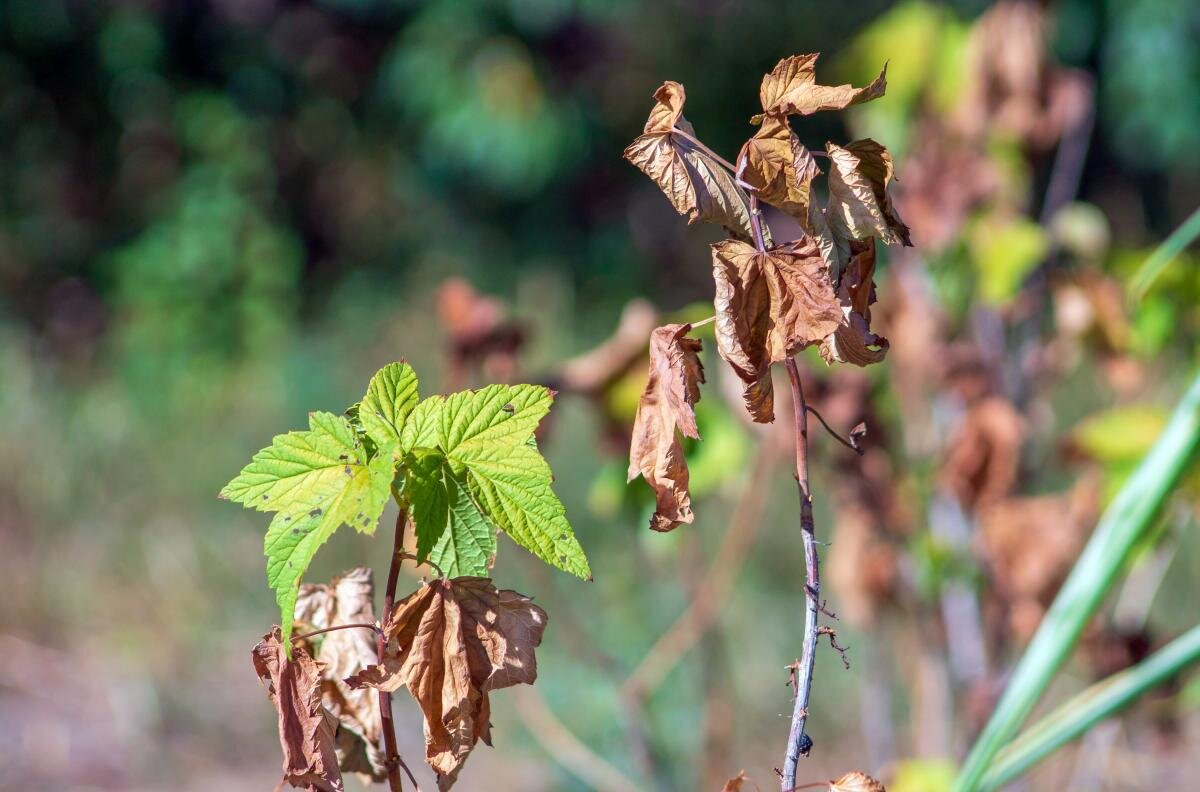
(713, 239, 841, 422)
(829, 771, 887, 792)
(820, 241, 890, 367)
(627, 323, 705, 532)
(720, 770, 749, 791)
(941, 396, 1026, 511)
(347, 577, 548, 790)
(295, 567, 385, 782)
(826, 140, 912, 248)
(757, 53, 887, 119)
(251, 628, 345, 792)
(624, 81, 757, 242)
(737, 114, 821, 225)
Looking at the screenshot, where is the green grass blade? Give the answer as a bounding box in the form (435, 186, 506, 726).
(980, 623, 1200, 791)
(1128, 205, 1200, 300)
(953, 369, 1200, 792)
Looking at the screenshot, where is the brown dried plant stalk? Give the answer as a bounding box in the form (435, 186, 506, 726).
(623, 53, 910, 790)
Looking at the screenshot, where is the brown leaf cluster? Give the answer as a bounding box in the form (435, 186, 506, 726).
(712, 238, 841, 422)
(347, 577, 547, 790)
(624, 82, 757, 242)
(977, 476, 1099, 642)
(294, 567, 386, 782)
(628, 322, 705, 531)
(251, 628, 345, 792)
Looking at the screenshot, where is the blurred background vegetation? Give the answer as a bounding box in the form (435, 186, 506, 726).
(1, 1, 1198, 790)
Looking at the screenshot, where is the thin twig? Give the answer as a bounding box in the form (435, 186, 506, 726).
(748, 180, 768, 254)
(672, 126, 739, 173)
(781, 356, 820, 790)
(378, 509, 415, 792)
(397, 550, 446, 580)
(291, 623, 382, 643)
(689, 315, 716, 329)
(804, 405, 864, 456)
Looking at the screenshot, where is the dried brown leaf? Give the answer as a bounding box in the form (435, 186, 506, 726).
(720, 769, 749, 791)
(627, 323, 705, 532)
(295, 567, 385, 782)
(829, 771, 887, 792)
(251, 628, 345, 792)
(978, 478, 1098, 641)
(941, 396, 1026, 511)
(820, 241, 889, 367)
(347, 577, 548, 790)
(826, 140, 912, 248)
(737, 114, 821, 224)
(757, 53, 887, 118)
(624, 82, 757, 242)
(712, 238, 841, 422)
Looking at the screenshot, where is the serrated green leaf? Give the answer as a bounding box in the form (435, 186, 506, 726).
(465, 441, 591, 580)
(439, 384, 553, 462)
(221, 411, 368, 511)
(225, 412, 397, 646)
(397, 383, 591, 579)
(404, 449, 496, 576)
(360, 362, 420, 447)
(400, 395, 444, 452)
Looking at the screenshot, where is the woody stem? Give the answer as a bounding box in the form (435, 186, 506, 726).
(378, 508, 415, 792)
(781, 356, 820, 790)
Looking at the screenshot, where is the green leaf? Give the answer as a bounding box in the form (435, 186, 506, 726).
(224, 412, 397, 645)
(465, 440, 591, 580)
(405, 449, 496, 577)
(221, 411, 370, 512)
(399, 384, 591, 579)
(360, 362, 420, 447)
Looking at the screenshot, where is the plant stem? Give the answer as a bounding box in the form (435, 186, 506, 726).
(291, 623, 382, 643)
(781, 356, 820, 791)
(378, 508, 410, 792)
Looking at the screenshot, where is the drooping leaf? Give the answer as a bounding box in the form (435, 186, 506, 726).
(624, 81, 758, 242)
(405, 449, 498, 577)
(756, 53, 887, 119)
(712, 238, 841, 422)
(627, 323, 705, 531)
(347, 577, 548, 790)
(820, 240, 890, 367)
(402, 385, 590, 580)
(826, 139, 912, 248)
(294, 567, 386, 783)
(737, 114, 822, 224)
(359, 361, 420, 448)
(829, 771, 887, 792)
(251, 628, 345, 792)
(225, 412, 398, 645)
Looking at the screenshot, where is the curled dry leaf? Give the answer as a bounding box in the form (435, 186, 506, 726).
(627, 323, 705, 531)
(978, 477, 1098, 642)
(756, 53, 887, 119)
(720, 769, 749, 791)
(737, 115, 821, 226)
(826, 140, 912, 249)
(624, 81, 757, 242)
(820, 240, 889, 367)
(829, 770, 887, 792)
(251, 628, 345, 792)
(294, 567, 386, 782)
(347, 577, 547, 790)
(712, 238, 841, 423)
(940, 396, 1026, 512)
